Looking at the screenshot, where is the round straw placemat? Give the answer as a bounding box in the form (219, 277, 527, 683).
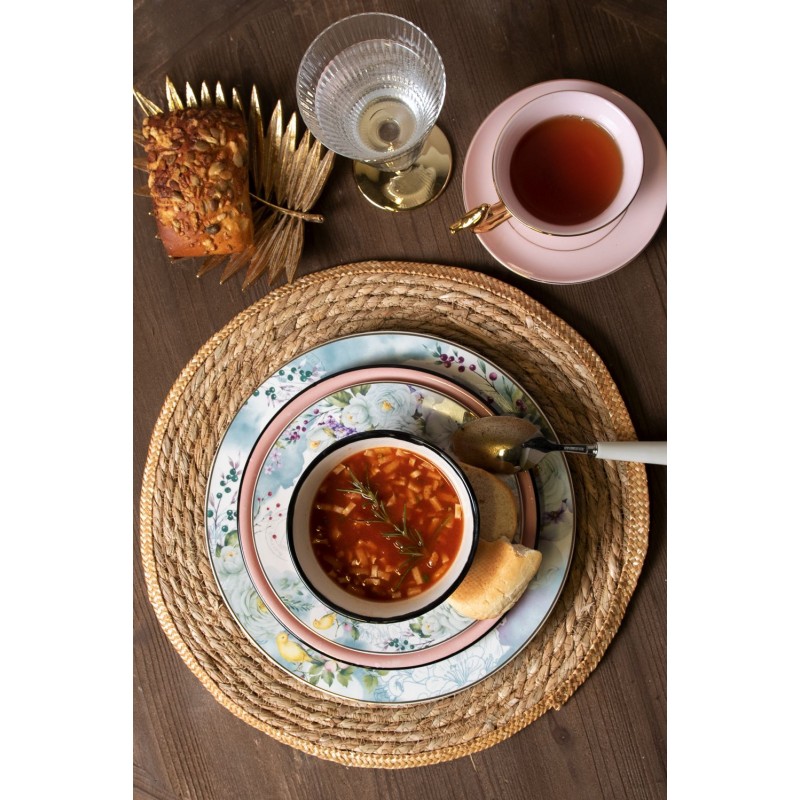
(139, 261, 649, 767)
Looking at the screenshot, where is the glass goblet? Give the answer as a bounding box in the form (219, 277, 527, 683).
(296, 12, 451, 212)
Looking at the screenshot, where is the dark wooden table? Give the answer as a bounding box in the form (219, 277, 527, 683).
(134, 1, 666, 796)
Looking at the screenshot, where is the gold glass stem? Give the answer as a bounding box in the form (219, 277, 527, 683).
(353, 125, 452, 212)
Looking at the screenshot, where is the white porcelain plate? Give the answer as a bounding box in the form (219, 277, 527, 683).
(205, 332, 575, 704)
(462, 79, 667, 283)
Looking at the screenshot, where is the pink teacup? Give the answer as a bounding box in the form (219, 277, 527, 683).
(452, 90, 644, 237)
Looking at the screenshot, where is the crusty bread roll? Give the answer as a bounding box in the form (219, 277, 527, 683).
(448, 537, 542, 620)
(142, 107, 254, 257)
(458, 462, 518, 542)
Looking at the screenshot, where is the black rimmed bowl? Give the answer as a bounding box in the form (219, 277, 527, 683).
(287, 429, 479, 623)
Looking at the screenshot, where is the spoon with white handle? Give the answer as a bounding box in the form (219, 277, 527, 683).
(451, 416, 666, 475)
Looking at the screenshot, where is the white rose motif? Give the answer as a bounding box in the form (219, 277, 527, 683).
(221, 571, 281, 641)
(307, 426, 336, 452)
(430, 602, 472, 633)
(341, 395, 372, 428)
(419, 616, 445, 636)
(421, 407, 462, 451)
(219, 545, 244, 574)
(219, 570, 280, 639)
(364, 384, 419, 429)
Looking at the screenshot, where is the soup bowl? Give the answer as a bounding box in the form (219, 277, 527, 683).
(287, 429, 479, 623)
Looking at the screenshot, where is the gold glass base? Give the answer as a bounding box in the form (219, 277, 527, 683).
(353, 125, 452, 211)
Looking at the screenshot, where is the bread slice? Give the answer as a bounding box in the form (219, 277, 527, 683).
(448, 537, 542, 620)
(458, 462, 518, 542)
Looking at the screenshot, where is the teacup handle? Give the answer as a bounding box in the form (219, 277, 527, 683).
(449, 201, 512, 234)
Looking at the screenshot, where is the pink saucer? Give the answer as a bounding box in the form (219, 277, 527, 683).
(462, 79, 667, 283)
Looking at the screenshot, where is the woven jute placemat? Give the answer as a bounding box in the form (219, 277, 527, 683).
(139, 261, 649, 768)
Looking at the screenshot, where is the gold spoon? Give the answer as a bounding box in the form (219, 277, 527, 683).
(451, 416, 667, 474)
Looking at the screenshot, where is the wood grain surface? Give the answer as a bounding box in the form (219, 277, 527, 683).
(133, 1, 666, 797)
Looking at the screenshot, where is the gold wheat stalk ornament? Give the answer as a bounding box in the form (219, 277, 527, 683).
(133, 76, 335, 289)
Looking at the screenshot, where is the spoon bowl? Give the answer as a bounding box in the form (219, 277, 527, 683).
(452, 416, 538, 474)
(452, 416, 667, 471)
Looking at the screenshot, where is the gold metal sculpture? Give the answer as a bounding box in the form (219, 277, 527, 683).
(133, 77, 335, 288)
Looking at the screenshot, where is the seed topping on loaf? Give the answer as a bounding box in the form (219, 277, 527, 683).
(142, 107, 254, 257)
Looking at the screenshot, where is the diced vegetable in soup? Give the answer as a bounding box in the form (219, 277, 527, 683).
(309, 447, 464, 601)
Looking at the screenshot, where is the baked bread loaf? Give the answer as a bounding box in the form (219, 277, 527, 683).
(142, 107, 254, 257)
(458, 462, 518, 542)
(448, 537, 542, 620)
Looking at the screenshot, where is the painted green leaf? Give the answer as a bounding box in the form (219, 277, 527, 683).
(327, 391, 352, 407)
(224, 530, 239, 546)
(361, 673, 378, 693)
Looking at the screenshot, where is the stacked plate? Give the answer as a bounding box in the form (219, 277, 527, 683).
(206, 331, 575, 704)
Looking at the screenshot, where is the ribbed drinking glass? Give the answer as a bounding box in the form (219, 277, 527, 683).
(296, 13, 452, 211)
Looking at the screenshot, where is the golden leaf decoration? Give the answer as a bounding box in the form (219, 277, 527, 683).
(184, 82, 198, 109)
(166, 78, 183, 112)
(133, 89, 162, 117)
(200, 81, 213, 108)
(231, 87, 245, 115)
(133, 75, 335, 289)
(248, 85, 265, 194)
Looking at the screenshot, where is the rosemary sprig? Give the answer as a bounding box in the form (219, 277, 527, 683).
(393, 559, 417, 591)
(427, 512, 453, 549)
(338, 469, 425, 562)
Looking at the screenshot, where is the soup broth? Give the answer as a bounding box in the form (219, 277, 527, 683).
(309, 447, 464, 601)
(509, 115, 623, 226)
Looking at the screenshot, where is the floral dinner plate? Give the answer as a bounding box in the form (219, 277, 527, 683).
(237, 366, 538, 668)
(205, 332, 575, 704)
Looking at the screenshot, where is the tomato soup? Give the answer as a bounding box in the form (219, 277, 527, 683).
(309, 446, 464, 601)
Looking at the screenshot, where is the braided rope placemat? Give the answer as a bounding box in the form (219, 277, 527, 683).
(139, 261, 649, 767)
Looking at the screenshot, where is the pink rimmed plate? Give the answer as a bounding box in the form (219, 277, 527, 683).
(237, 365, 537, 669)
